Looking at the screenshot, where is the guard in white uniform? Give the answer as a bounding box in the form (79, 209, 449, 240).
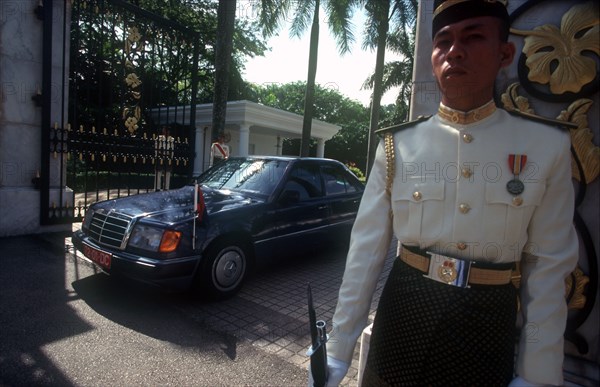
(316, 1, 579, 386)
(210, 135, 230, 167)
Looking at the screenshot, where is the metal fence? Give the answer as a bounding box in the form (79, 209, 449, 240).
(41, 0, 199, 224)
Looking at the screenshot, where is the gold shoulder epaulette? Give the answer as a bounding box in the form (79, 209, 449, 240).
(375, 115, 432, 136)
(505, 109, 577, 130)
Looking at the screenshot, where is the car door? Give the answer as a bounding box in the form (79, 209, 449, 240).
(320, 164, 363, 229)
(255, 161, 331, 257)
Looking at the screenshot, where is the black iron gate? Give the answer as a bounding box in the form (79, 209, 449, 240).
(41, 0, 199, 224)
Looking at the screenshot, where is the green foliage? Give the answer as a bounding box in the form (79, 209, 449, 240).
(134, 0, 269, 103)
(256, 0, 356, 54)
(70, 0, 268, 114)
(346, 162, 365, 180)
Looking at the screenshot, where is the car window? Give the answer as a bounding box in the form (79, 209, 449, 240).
(198, 158, 289, 196)
(321, 165, 358, 195)
(282, 179, 311, 201)
(288, 164, 323, 199)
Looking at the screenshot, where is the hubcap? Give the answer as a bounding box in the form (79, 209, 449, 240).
(214, 249, 245, 290)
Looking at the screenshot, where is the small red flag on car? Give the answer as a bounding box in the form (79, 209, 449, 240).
(194, 183, 206, 222)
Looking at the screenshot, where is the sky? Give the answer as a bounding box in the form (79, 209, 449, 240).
(239, 4, 402, 107)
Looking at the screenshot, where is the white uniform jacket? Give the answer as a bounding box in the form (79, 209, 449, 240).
(328, 104, 579, 385)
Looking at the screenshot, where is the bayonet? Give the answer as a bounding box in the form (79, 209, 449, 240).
(307, 284, 328, 387)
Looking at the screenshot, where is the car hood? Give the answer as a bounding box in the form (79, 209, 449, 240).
(89, 186, 264, 224)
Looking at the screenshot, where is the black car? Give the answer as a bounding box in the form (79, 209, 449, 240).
(72, 156, 364, 298)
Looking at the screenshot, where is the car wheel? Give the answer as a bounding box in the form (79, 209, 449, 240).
(199, 240, 249, 299)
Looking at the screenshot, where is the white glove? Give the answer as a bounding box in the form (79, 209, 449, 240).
(307, 356, 349, 387)
(508, 376, 546, 386)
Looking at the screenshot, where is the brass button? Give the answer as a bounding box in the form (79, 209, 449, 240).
(459, 203, 471, 214)
(457, 242, 467, 250)
(412, 191, 422, 201)
(462, 133, 473, 143)
(461, 167, 473, 178)
(512, 196, 523, 206)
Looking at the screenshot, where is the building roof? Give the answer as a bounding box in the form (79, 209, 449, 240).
(154, 100, 341, 141)
(196, 100, 341, 140)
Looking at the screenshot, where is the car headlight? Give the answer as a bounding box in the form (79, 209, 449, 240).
(128, 224, 181, 253)
(128, 225, 164, 252)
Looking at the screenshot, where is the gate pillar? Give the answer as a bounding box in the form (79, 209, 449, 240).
(0, 0, 72, 236)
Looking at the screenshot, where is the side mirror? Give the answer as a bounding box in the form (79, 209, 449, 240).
(280, 190, 300, 204)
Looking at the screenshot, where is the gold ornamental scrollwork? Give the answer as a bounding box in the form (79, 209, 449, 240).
(122, 26, 144, 135)
(510, 1, 599, 95)
(501, 82, 599, 185)
(565, 267, 590, 310)
(557, 99, 600, 184)
(511, 264, 589, 311)
(500, 83, 534, 114)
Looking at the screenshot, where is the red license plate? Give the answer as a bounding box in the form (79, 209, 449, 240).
(82, 243, 112, 270)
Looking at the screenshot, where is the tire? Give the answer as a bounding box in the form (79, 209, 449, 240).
(199, 239, 249, 299)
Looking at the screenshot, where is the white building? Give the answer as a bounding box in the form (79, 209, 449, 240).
(153, 100, 341, 175)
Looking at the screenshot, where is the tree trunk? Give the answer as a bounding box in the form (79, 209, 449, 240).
(212, 0, 236, 141)
(365, 0, 389, 177)
(300, 0, 320, 157)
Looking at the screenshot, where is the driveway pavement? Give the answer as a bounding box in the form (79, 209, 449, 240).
(165, 238, 396, 385)
(0, 229, 396, 386)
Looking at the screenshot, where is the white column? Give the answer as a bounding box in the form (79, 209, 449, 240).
(239, 123, 250, 156)
(193, 125, 204, 175)
(316, 138, 325, 158)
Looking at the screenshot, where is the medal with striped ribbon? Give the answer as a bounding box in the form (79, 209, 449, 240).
(506, 154, 527, 195)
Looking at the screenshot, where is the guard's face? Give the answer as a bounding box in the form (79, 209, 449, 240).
(431, 16, 514, 110)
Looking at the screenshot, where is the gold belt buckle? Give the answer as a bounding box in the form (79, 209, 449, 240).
(425, 252, 472, 288)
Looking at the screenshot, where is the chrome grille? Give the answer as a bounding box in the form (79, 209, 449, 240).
(87, 211, 134, 249)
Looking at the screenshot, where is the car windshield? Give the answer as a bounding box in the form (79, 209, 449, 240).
(198, 158, 289, 197)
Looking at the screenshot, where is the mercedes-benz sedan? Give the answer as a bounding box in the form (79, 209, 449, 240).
(72, 156, 364, 298)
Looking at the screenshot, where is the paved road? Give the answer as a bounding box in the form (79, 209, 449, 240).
(0, 232, 394, 386)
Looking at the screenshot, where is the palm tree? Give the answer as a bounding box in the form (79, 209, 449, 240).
(361, 0, 418, 175)
(370, 26, 416, 124)
(212, 0, 237, 141)
(256, 0, 356, 156)
(362, 0, 389, 175)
